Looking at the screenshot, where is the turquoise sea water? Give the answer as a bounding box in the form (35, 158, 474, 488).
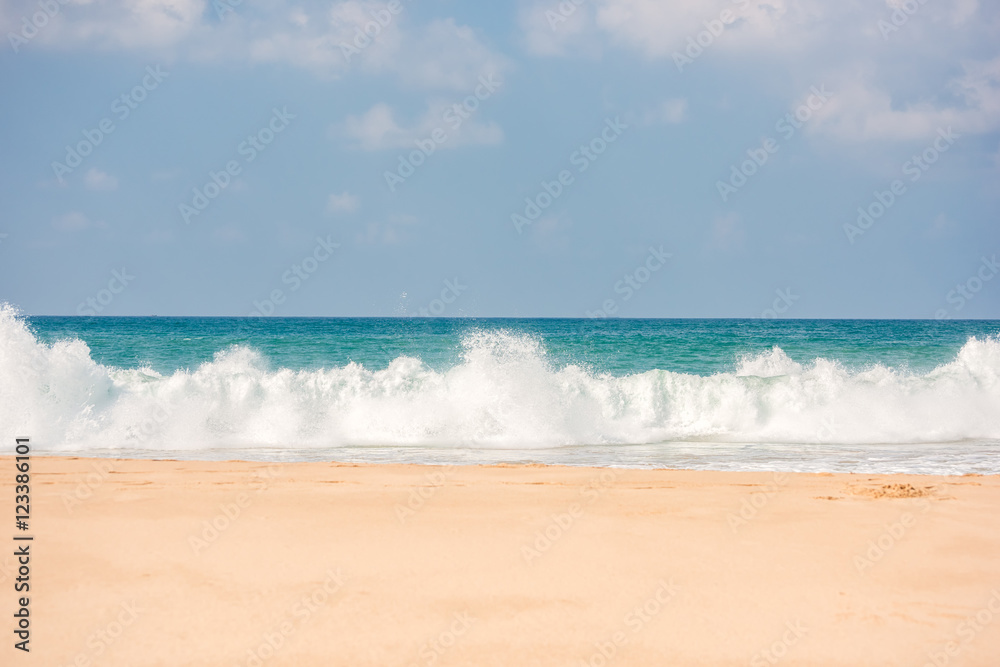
(23, 317, 1000, 377)
(3, 309, 1000, 474)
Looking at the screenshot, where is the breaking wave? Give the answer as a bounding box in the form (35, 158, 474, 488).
(2, 305, 999, 452)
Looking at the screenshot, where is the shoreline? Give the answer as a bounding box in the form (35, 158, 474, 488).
(18, 449, 1000, 477)
(22, 452, 1000, 475)
(4, 456, 999, 665)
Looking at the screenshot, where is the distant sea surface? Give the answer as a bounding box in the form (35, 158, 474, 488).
(3, 307, 999, 474)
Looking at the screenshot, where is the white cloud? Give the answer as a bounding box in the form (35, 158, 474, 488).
(594, 0, 729, 58)
(924, 213, 958, 239)
(1, 0, 207, 51)
(150, 169, 181, 182)
(289, 8, 310, 28)
(396, 19, 512, 91)
(84, 168, 118, 191)
(354, 214, 418, 245)
(343, 103, 403, 150)
(327, 191, 360, 214)
(710, 212, 745, 251)
(515, 0, 999, 146)
(244, 1, 399, 76)
(518, 0, 804, 60)
(52, 211, 92, 231)
(885, 0, 978, 24)
(518, 0, 601, 58)
(642, 98, 688, 125)
(341, 100, 503, 151)
(1, 1, 509, 91)
(356, 222, 401, 244)
(809, 57, 1000, 142)
(951, 0, 980, 23)
(528, 211, 574, 252)
(212, 224, 246, 243)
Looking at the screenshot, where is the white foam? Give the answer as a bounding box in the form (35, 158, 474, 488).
(2, 305, 1000, 461)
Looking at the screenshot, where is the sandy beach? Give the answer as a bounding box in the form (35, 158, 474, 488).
(3, 456, 999, 666)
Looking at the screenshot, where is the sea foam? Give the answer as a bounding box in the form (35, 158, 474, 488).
(2, 304, 999, 454)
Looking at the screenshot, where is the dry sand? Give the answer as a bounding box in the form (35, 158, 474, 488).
(2, 456, 999, 666)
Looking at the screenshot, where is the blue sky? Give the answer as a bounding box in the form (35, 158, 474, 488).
(0, 0, 998, 318)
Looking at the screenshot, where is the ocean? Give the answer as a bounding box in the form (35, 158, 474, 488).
(2, 305, 999, 474)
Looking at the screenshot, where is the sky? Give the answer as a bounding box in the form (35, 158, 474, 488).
(0, 0, 998, 318)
